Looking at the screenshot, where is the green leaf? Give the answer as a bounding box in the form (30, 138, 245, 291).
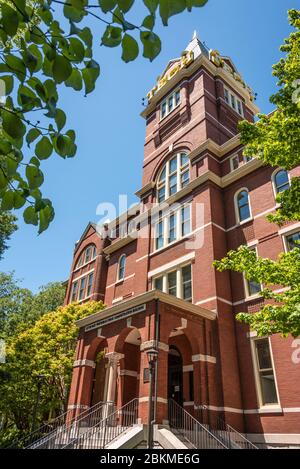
(1, 191, 14, 210)
(35, 137, 53, 160)
(0, 170, 7, 190)
(117, 0, 134, 13)
(26, 165, 44, 189)
(82, 60, 100, 95)
(5, 54, 26, 81)
(143, 0, 158, 14)
(6, 157, 18, 177)
(159, 0, 186, 26)
(13, 191, 26, 209)
(78, 27, 93, 48)
(52, 55, 73, 84)
(68, 37, 85, 61)
(101, 26, 123, 47)
(142, 14, 155, 30)
(2, 109, 26, 140)
(63, 3, 86, 22)
(38, 203, 55, 234)
(121, 34, 139, 62)
(2, 3, 19, 37)
(26, 128, 41, 147)
(140, 31, 161, 61)
(65, 68, 83, 91)
(56, 134, 73, 157)
(23, 206, 38, 225)
(99, 0, 117, 13)
(55, 109, 66, 132)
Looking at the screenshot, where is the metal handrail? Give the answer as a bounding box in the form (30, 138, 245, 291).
(27, 400, 107, 449)
(196, 404, 258, 449)
(168, 399, 227, 449)
(62, 398, 138, 449)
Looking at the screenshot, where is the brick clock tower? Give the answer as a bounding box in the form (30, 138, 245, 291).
(64, 34, 300, 449)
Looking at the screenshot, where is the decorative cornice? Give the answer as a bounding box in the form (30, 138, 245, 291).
(76, 290, 217, 329)
(141, 54, 259, 119)
(103, 230, 138, 256)
(73, 359, 96, 368)
(135, 181, 155, 199)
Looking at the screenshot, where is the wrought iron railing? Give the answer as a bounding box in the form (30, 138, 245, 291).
(168, 399, 227, 449)
(62, 398, 138, 449)
(28, 401, 109, 449)
(196, 405, 258, 449)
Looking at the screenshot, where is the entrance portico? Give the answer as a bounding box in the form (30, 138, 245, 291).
(67, 290, 235, 429)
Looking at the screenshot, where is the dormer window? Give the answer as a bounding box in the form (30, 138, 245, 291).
(157, 152, 190, 203)
(160, 88, 181, 120)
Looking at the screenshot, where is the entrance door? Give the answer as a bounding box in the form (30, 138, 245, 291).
(168, 347, 183, 406)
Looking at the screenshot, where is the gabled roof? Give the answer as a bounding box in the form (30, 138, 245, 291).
(74, 221, 97, 253)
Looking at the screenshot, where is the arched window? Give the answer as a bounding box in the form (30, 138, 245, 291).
(75, 244, 97, 269)
(157, 152, 190, 203)
(273, 169, 290, 195)
(117, 254, 126, 281)
(235, 189, 251, 223)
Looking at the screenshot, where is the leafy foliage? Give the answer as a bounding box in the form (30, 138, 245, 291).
(214, 246, 300, 338)
(0, 210, 17, 260)
(0, 0, 208, 233)
(0, 292, 104, 444)
(239, 9, 300, 224)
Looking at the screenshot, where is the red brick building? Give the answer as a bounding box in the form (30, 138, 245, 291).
(65, 35, 300, 448)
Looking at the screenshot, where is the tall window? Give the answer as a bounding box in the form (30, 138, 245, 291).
(75, 244, 97, 269)
(285, 231, 300, 251)
(245, 247, 261, 297)
(236, 189, 251, 222)
(273, 169, 290, 195)
(117, 254, 126, 281)
(160, 89, 181, 119)
(154, 204, 191, 251)
(78, 278, 86, 301)
(86, 272, 94, 297)
(182, 265, 192, 301)
(253, 338, 279, 406)
(153, 264, 192, 303)
(157, 152, 190, 202)
(71, 281, 78, 302)
(224, 86, 244, 116)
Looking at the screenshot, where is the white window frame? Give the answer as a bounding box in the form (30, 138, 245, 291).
(234, 187, 252, 224)
(154, 203, 192, 252)
(271, 168, 291, 200)
(250, 336, 280, 409)
(74, 244, 97, 271)
(282, 227, 300, 253)
(224, 86, 244, 117)
(160, 88, 181, 120)
(117, 254, 126, 282)
(86, 272, 94, 298)
(156, 152, 190, 203)
(152, 263, 193, 303)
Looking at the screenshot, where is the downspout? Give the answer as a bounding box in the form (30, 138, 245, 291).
(152, 298, 160, 426)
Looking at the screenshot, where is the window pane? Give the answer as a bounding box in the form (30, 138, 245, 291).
(275, 170, 289, 193)
(156, 221, 164, 250)
(79, 278, 85, 300)
(237, 191, 250, 221)
(161, 101, 166, 118)
(231, 94, 236, 109)
(168, 95, 173, 112)
(286, 231, 300, 251)
(175, 90, 180, 106)
(159, 167, 166, 182)
(154, 277, 163, 291)
(168, 271, 177, 296)
(168, 214, 177, 244)
(181, 206, 191, 236)
(256, 339, 272, 370)
(181, 170, 190, 188)
(180, 153, 189, 166)
(169, 157, 177, 174)
(237, 100, 243, 115)
(86, 273, 94, 297)
(231, 156, 239, 170)
(248, 279, 261, 296)
(224, 88, 229, 103)
(85, 247, 91, 263)
(118, 255, 126, 280)
(260, 372, 278, 405)
(182, 265, 192, 301)
(158, 186, 165, 203)
(169, 174, 177, 195)
(71, 282, 78, 302)
(92, 246, 97, 259)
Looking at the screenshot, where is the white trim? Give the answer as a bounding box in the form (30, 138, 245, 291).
(148, 252, 195, 278)
(195, 296, 232, 306)
(234, 187, 252, 224)
(278, 222, 300, 236)
(117, 253, 126, 282)
(136, 254, 149, 263)
(182, 364, 193, 372)
(183, 401, 194, 407)
(72, 268, 94, 283)
(119, 370, 139, 378)
(271, 168, 291, 200)
(73, 359, 95, 368)
(192, 354, 216, 364)
(246, 433, 300, 445)
(283, 407, 300, 413)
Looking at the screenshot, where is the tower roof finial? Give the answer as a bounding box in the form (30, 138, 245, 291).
(192, 30, 197, 40)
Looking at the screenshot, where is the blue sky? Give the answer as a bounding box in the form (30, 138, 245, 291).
(1, 0, 296, 292)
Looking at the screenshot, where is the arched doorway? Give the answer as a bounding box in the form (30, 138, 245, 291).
(90, 342, 108, 406)
(168, 346, 183, 406)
